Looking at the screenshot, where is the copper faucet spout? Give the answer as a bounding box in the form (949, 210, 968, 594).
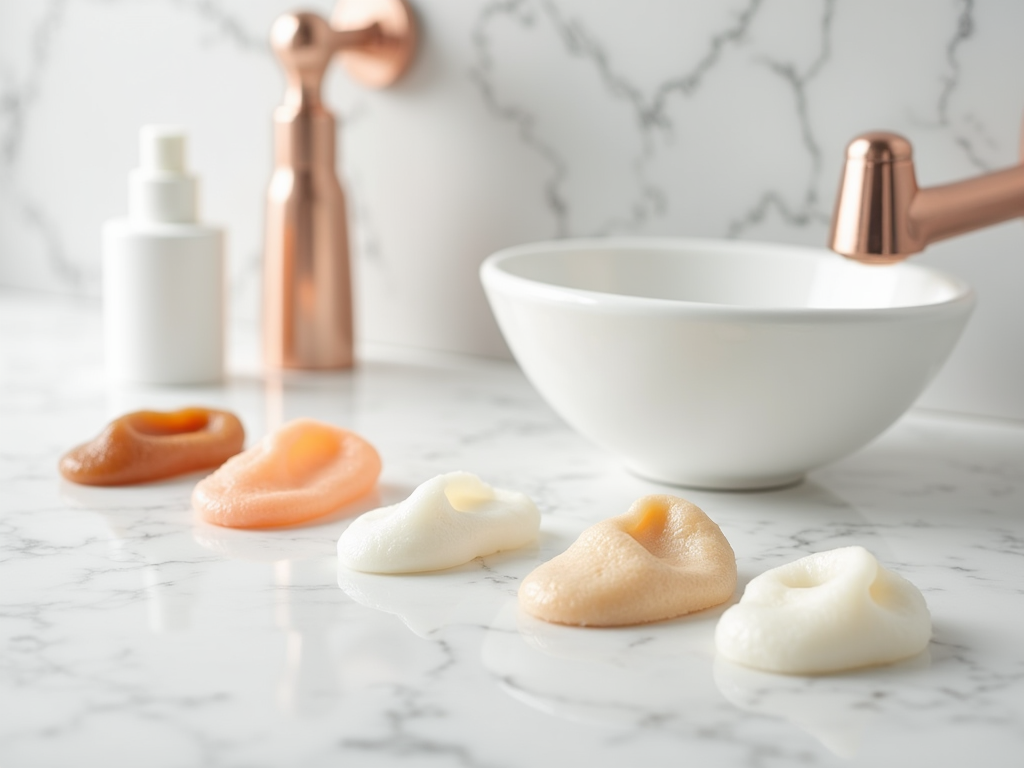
(829, 130, 1024, 263)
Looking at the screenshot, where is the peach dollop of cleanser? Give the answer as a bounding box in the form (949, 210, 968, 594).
(193, 418, 380, 528)
(519, 495, 736, 627)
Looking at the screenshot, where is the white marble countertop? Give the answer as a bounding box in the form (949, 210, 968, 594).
(2, 290, 1024, 768)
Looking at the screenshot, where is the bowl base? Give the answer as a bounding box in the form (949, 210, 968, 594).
(625, 465, 806, 492)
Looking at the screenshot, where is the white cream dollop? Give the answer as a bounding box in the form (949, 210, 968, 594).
(715, 546, 931, 674)
(337, 471, 540, 573)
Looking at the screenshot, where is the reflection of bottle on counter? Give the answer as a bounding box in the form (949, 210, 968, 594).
(60, 480, 210, 634)
(274, 559, 344, 716)
(192, 523, 347, 717)
(103, 125, 225, 385)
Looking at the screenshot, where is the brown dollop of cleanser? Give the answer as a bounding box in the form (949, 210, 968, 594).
(59, 408, 245, 486)
(519, 495, 737, 627)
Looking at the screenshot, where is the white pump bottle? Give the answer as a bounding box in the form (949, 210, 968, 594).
(103, 125, 225, 385)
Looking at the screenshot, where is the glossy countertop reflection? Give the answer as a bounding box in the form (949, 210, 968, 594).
(2, 291, 1023, 767)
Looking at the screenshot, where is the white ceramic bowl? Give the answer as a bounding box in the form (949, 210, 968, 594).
(480, 238, 974, 490)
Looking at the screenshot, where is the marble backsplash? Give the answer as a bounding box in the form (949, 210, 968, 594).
(1, 0, 1023, 419)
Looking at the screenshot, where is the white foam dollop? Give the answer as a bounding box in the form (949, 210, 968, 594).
(337, 471, 540, 573)
(715, 546, 931, 674)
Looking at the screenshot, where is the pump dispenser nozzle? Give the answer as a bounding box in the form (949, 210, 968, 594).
(140, 125, 186, 172)
(129, 126, 198, 224)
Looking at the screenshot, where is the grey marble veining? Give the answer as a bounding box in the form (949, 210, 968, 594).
(1, 1, 1024, 418)
(2, 291, 1024, 767)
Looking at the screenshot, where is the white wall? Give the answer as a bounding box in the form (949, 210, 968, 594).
(1, 0, 1022, 419)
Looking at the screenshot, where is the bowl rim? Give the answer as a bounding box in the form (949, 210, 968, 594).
(480, 237, 976, 321)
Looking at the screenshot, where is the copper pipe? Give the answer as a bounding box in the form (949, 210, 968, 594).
(829, 130, 1024, 264)
(264, 1, 416, 370)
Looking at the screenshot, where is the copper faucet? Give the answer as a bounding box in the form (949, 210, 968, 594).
(264, 0, 416, 370)
(829, 130, 1024, 264)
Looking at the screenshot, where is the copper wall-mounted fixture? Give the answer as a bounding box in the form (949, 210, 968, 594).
(264, 0, 417, 370)
(829, 129, 1024, 264)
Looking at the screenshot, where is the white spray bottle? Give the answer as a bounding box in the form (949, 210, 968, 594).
(103, 125, 225, 385)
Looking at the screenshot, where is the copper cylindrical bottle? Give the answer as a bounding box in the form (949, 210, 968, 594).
(265, 13, 354, 370)
(263, 3, 416, 369)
